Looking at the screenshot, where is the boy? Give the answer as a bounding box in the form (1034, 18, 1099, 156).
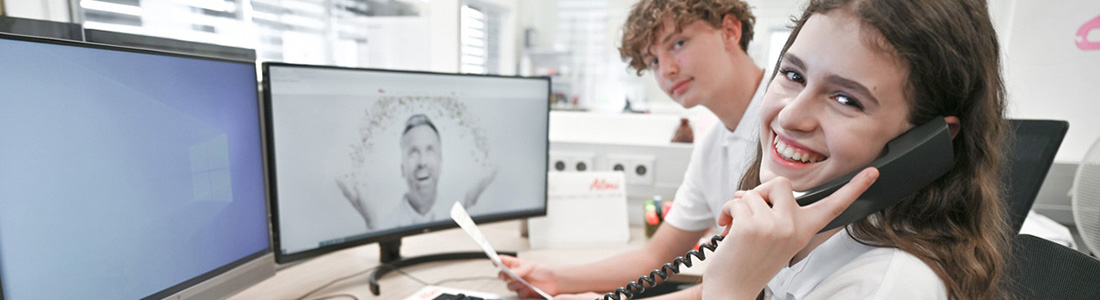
(502, 1, 766, 299)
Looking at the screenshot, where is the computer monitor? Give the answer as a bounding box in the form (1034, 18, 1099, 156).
(0, 33, 273, 299)
(262, 63, 549, 269)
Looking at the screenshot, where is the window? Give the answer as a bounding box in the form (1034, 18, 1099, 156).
(555, 0, 610, 108)
(77, 0, 252, 48)
(73, 0, 425, 68)
(460, 2, 500, 74)
(555, 0, 608, 82)
(249, 0, 331, 63)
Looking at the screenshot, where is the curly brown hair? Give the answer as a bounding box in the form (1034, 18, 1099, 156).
(618, 0, 755, 75)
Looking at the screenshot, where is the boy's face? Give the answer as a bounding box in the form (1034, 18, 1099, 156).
(645, 17, 741, 109)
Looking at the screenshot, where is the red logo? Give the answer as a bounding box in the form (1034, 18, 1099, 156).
(590, 178, 620, 190)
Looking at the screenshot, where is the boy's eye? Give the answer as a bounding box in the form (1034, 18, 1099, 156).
(649, 58, 659, 68)
(833, 93, 865, 111)
(781, 68, 805, 84)
(674, 40, 685, 48)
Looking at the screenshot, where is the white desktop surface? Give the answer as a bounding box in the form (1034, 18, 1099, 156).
(231, 221, 705, 300)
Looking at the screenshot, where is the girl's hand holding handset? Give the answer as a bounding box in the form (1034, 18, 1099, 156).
(702, 167, 879, 300)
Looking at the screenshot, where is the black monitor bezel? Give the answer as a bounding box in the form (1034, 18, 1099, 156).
(0, 32, 273, 300)
(0, 16, 83, 41)
(262, 62, 551, 264)
(83, 28, 257, 62)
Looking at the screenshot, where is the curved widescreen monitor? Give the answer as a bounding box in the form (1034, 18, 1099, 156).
(0, 33, 273, 299)
(263, 62, 549, 263)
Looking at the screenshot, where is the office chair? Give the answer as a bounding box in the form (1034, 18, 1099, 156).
(1002, 119, 1069, 233)
(1005, 234, 1100, 299)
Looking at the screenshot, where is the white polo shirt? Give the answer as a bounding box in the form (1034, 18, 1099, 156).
(663, 76, 767, 231)
(764, 229, 947, 300)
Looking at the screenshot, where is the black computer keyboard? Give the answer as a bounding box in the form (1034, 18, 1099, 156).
(432, 292, 490, 300)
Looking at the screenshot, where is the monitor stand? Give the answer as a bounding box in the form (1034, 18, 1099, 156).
(369, 238, 516, 296)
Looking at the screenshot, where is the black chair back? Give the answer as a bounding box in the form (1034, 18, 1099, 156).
(1003, 119, 1068, 233)
(1006, 234, 1100, 299)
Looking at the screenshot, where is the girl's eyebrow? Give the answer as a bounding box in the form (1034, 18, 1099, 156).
(785, 53, 881, 106)
(784, 53, 807, 70)
(826, 74, 881, 106)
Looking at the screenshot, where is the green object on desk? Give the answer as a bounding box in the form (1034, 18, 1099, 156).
(644, 196, 669, 239)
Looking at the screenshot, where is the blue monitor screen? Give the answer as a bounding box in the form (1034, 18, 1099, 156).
(0, 35, 269, 299)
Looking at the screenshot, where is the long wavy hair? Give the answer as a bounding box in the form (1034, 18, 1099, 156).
(737, 0, 1010, 299)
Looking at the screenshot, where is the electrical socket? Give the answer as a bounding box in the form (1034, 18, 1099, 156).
(550, 151, 595, 172)
(606, 154, 655, 185)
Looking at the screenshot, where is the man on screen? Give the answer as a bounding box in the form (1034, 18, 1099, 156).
(338, 114, 496, 229)
(396, 113, 443, 224)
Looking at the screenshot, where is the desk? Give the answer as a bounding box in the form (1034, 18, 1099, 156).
(231, 221, 704, 300)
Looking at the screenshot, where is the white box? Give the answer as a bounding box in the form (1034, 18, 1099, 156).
(528, 171, 630, 248)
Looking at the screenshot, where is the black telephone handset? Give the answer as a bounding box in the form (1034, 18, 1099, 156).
(598, 118, 956, 300)
(796, 117, 956, 232)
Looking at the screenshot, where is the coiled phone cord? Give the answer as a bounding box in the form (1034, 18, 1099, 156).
(597, 235, 724, 300)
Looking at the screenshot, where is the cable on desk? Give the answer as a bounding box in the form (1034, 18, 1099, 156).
(296, 266, 379, 300)
(432, 276, 500, 286)
(392, 267, 433, 286)
(311, 293, 361, 300)
(393, 267, 500, 287)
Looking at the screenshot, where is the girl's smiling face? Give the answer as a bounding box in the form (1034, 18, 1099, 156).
(759, 11, 913, 190)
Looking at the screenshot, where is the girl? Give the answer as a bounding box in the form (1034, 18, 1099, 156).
(702, 0, 1009, 299)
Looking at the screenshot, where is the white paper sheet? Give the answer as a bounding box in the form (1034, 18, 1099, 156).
(450, 202, 552, 300)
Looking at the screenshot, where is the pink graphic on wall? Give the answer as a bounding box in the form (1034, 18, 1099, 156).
(1079, 14, 1100, 50)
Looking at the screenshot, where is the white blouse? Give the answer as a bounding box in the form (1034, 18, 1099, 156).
(764, 229, 948, 300)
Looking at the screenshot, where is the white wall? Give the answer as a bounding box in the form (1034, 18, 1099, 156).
(515, 0, 556, 48)
(1001, 0, 1100, 163)
(3, 0, 70, 21)
(421, 0, 460, 73)
(988, 0, 1017, 47)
